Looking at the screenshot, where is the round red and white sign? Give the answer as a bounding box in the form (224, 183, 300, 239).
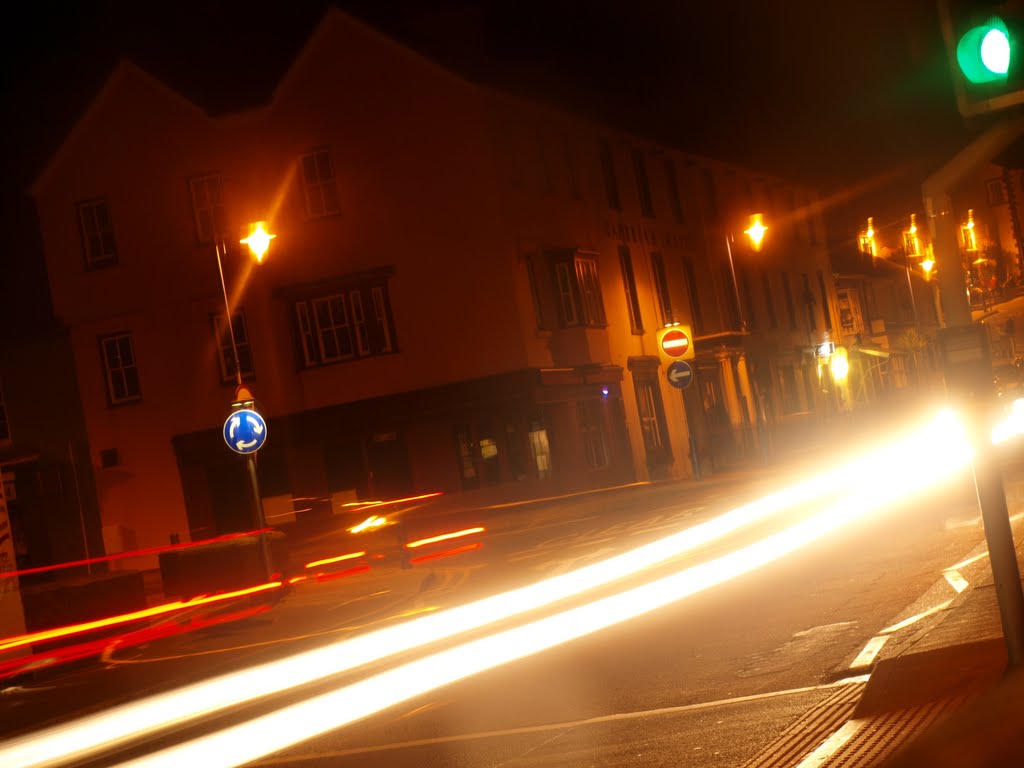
(660, 328, 690, 358)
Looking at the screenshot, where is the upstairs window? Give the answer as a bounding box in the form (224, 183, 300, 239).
(619, 246, 643, 334)
(189, 174, 227, 244)
(300, 148, 340, 218)
(212, 312, 254, 383)
(552, 251, 606, 327)
(293, 276, 396, 368)
(100, 332, 141, 405)
(650, 252, 674, 324)
(0, 379, 10, 442)
(632, 149, 654, 218)
(598, 138, 621, 211)
(987, 178, 1007, 206)
(664, 158, 685, 224)
(77, 197, 118, 270)
(761, 272, 778, 329)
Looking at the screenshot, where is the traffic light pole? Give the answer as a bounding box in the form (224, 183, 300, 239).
(923, 115, 1024, 667)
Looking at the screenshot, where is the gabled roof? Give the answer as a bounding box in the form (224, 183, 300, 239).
(31, 59, 210, 195)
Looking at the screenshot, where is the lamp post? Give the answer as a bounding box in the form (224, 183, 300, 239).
(215, 221, 276, 580)
(724, 213, 767, 333)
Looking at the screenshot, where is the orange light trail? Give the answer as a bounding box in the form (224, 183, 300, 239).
(405, 527, 485, 549)
(304, 551, 366, 569)
(0, 529, 273, 581)
(408, 542, 482, 565)
(341, 491, 444, 513)
(0, 581, 283, 653)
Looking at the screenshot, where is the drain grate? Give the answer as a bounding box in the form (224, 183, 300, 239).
(742, 681, 866, 768)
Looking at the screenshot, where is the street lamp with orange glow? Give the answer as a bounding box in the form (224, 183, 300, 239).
(725, 213, 767, 332)
(215, 220, 277, 581)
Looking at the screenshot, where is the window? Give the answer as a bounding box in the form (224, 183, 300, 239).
(632, 149, 654, 217)
(619, 246, 643, 333)
(100, 333, 141, 405)
(837, 288, 864, 334)
(802, 273, 817, 330)
(740, 267, 756, 330)
(698, 167, 719, 221)
(650, 252, 674, 324)
(987, 178, 1007, 206)
(631, 370, 670, 463)
(212, 313, 254, 383)
(294, 278, 396, 368)
(577, 400, 609, 468)
(525, 253, 549, 331)
(682, 258, 704, 335)
(817, 271, 833, 333)
(551, 252, 606, 327)
(782, 272, 798, 329)
(721, 264, 742, 330)
(77, 198, 118, 269)
(664, 158, 685, 224)
(962, 222, 978, 251)
(859, 234, 876, 256)
(0, 380, 9, 442)
(903, 230, 920, 256)
(189, 174, 227, 243)
(761, 272, 778, 328)
(598, 138, 621, 211)
(299, 148, 340, 218)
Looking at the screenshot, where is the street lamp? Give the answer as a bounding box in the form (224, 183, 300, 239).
(724, 213, 767, 332)
(214, 221, 277, 580)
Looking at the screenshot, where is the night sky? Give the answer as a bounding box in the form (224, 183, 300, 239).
(0, 0, 983, 332)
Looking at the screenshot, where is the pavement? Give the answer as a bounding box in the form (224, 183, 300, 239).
(740, 457, 1024, 767)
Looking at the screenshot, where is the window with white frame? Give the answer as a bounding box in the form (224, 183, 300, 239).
(293, 278, 396, 368)
(77, 197, 118, 269)
(650, 251, 675, 324)
(212, 312, 254, 383)
(0, 379, 10, 442)
(189, 174, 227, 243)
(100, 332, 141, 405)
(299, 148, 340, 218)
(551, 251, 606, 327)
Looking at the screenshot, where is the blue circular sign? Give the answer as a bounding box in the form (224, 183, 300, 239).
(666, 360, 695, 390)
(223, 408, 268, 454)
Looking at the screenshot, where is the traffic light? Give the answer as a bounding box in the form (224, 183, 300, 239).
(941, 0, 1024, 116)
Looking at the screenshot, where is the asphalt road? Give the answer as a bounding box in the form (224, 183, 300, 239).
(0, 448, 996, 768)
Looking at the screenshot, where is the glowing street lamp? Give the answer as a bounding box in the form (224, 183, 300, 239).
(725, 213, 767, 333)
(744, 213, 767, 252)
(216, 222, 277, 385)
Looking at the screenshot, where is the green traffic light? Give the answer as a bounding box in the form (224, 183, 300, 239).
(958, 17, 1012, 84)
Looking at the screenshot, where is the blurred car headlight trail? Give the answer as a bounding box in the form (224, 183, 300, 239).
(0, 411, 966, 768)
(405, 527, 486, 548)
(304, 552, 366, 569)
(991, 397, 1024, 445)
(112, 412, 973, 768)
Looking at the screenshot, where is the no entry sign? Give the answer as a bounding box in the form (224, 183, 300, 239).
(660, 328, 691, 358)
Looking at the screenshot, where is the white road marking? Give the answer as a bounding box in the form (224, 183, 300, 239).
(881, 600, 953, 634)
(943, 569, 970, 593)
(252, 678, 869, 765)
(794, 719, 865, 768)
(948, 551, 989, 571)
(849, 635, 888, 669)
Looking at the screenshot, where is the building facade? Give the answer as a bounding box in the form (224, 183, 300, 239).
(30, 9, 837, 554)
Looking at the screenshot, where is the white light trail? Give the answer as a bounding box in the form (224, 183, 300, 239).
(115, 412, 972, 768)
(0, 411, 971, 768)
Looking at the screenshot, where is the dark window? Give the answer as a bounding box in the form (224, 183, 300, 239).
(632, 149, 654, 217)
(299, 148, 340, 218)
(598, 138, 621, 211)
(740, 267, 756, 330)
(77, 198, 118, 269)
(525, 253, 549, 331)
(782, 272, 798, 329)
(561, 132, 580, 199)
(698, 167, 719, 221)
(619, 246, 643, 333)
(100, 332, 141, 405)
(212, 312, 254, 383)
(722, 264, 742, 330)
(0, 380, 9, 441)
(664, 158, 685, 224)
(294, 278, 396, 368)
(551, 252, 607, 327)
(987, 178, 1007, 206)
(632, 370, 670, 462)
(802, 273, 817, 330)
(577, 399, 609, 468)
(682, 258, 704, 335)
(189, 174, 227, 244)
(761, 273, 778, 329)
(650, 252, 674, 324)
(817, 271, 832, 333)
